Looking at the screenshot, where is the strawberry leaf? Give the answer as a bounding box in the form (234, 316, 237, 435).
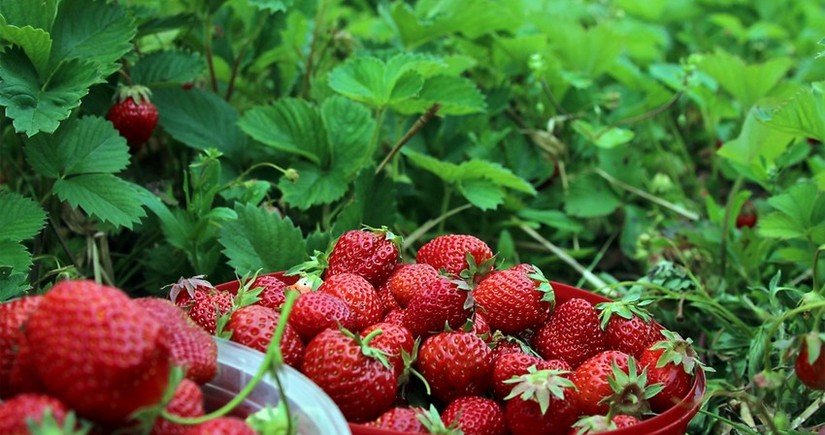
(219, 203, 307, 274)
(52, 174, 147, 229)
(0, 191, 46, 243)
(131, 49, 205, 87)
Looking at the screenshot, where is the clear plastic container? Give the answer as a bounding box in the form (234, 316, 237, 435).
(203, 338, 351, 435)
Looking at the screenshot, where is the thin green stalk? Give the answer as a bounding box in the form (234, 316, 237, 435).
(401, 203, 473, 252)
(367, 107, 387, 156)
(161, 290, 299, 425)
(519, 223, 609, 290)
(594, 168, 699, 221)
(720, 176, 744, 278)
(762, 300, 825, 370)
(202, 13, 218, 93)
(698, 409, 760, 435)
(436, 186, 453, 235)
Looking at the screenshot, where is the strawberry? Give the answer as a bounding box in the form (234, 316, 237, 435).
(7, 338, 45, 397)
(387, 263, 441, 307)
(596, 299, 662, 359)
(319, 273, 383, 331)
(362, 322, 415, 378)
(167, 275, 215, 309)
(25, 280, 170, 424)
(326, 228, 401, 287)
(796, 333, 825, 391)
(289, 291, 354, 342)
(0, 394, 70, 434)
(301, 328, 398, 422)
(493, 353, 570, 400)
(490, 336, 530, 362)
(251, 274, 288, 311)
(572, 414, 641, 433)
(151, 379, 205, 435)
(403, 277, 470, 339)
(134, 298, 218, 384)
(367, 407, 427, 432)
(442, 396, 506, 435)
(416, 234, 494, 276)
(185, 416, 256, 434)
(533, 298, 606, 368)
(416, 330, 494, 404)
(225, 305, 305, 368)
(187, 289, 234, 335)
(502, 367, 581, 435)
(571, 351, 630, 416)
(472, 311, 492, 341)
(377, 278, 401, 314)
(640, 330, 706, 412)
(107, 85, 159, 151)
(0, 296, 42, 398)
(474, 265, 554, 334)
(383, 308, 407, 326)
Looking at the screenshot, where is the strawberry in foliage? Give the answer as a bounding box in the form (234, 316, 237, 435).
(474, 264, 554, 334)
(596, 296, 662, 359)
(25, 280, 170, 425)
(319, 273, 383, 331)
(0, 296, 42, 398)
(534, 298, 606, 368)
(441, 396, 506, 435)
(224, 304, 305, 368)
(416, 234, 494, 276)
(0, 394, 72, 435)
(640, 330, 707, 412)
(367, 407, 427, 432)
(301, 327, 398, 422)
(493, 352, 569, 400)
(134, 297, 218, 384)
(502, 367, 581, 435)
(326, 227, 402, 287)
(106, 85, 159, 152)
(185, 416, 257, 435)
(289, 291, 355, 342)
(387, 263, 441, 308)
(416, 330, 494, 404)
(151, 379, 205, 435)
(571, 350, 630, 416)
(795, 332, 825, 391)
(403, 277, 470, 338)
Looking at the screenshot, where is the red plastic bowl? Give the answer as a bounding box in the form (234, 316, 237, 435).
(216, 274, 706, 435)
(350, 281, 706, 435)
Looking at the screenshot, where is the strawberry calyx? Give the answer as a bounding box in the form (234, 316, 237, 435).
(416, 405, 461, 435)
(595, 293, 654, 330)
(800, 332, 825, 365)
(503, 366, 577, 415)
(399, 338, 432, 395)
(602, 357, 662, 418)
(361, 224, 403, 248)
(113, 84, 153, 105)
(458, 252, 497, 284)
(165, 274, 215, 305)
(246, 402, 296, 435)
(342, 327, 393, 370)
(215, 271, 268, 337)
(131, 365, 186, 433)
(27, 409, 90, 435)
(285, 250, 329, 279)
(571, 415, 620, 434)
(527, 264, 556, 308)
(649, 330, 713, 375)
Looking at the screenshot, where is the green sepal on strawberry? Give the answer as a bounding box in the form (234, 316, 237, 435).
(0, 394, 86, 435)
(106, 85, 159, 152)
(596, 295, 662, 359)
(602, 357, 663, 418)
(572, 414, 641, 434)
(639, 330, 711, 413)
(795, 332, 825, 390)
(502, 367, 581, 435)
(473, 264, 554, 334)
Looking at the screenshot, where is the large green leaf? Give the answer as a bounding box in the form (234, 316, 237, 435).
(395, 76, 487, 116)
(328, 54, 437, 109)
(0, 21, 53, 75)
(0, 48, 102, 136)
(0, 267, 29, 302)
(535, 21, 623, 80)
(131, 50, 205, 87)
(0, 192, 47, 242)
(25, 116, 130, 178)
(53, 174, 147, 229)
(758, 183, 825, 243)
(238, 98, 327, 164)
(0, 0, 59, 31)
(334, 167, 398, 234)
(572, 120, 635, 149)
(153, 88, 246, 158)
(564, 174, 622, 218)
(321, 96, 375, 176)
(698, 50, 792, 109)
(754, 84, 825, 143)
(717, 109, 796, 181)
(277, 162, 349, 210)
(219, 203, 307, 273)
(0, 240, 31, 272)
(249, 0, 293, 13)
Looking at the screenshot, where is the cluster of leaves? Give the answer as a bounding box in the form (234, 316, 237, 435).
(2, 0, 825, 432)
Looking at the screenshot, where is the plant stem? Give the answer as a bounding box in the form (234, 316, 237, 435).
(401, 204, 473, 253)
(300, 0, 328, 98)
(720, 176, 744, 278)
(376, 103, 441, 175)
(225, 14, 267, 101)
(367, 107, 387, 157)
(594, 168, 699, 221)
(436, 185, 453, 234)
(698, 409, 760, 435)
(519, 223, 609, 290)
(203, 14, 219, 93)
(791, 392, 825, 429)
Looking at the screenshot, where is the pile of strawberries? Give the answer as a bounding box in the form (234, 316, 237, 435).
(0, 228, 708, 434)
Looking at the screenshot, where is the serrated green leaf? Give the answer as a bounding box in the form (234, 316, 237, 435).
(328, 55, 424, 108)
(0, 48, 102, 136)
(0, 192, 47, 242)
(25, 116, 130, 177)
(334, 167, 398, 236)
(131, 50, 205, 87)
(219, 203, 306, 274)
(518, 209, 584, 233)
(457, 178, 504, 210)
(460, 160, 536, 194)
(536, 21, 622, 79)
(565, 174, 622, 218)
(153, 88, 246, 158)
(277, 162, 348, 210)
(53, 174, 147, 229)
(249, 0, 293, 13)
(321, 96, 376, 176)
(698, 50, 792, 109)
(134, 185, 192, 251)
(394, 75, 486, 116)
(48, 0, 135, 75)
(0, 0, 58, 31)
(572, 120, 635, 149)
(0, 22, 53, 75)
(717, 109, 795, 179)
(0, 240, 32, 271)
(754, 85, 825, 143)
(239, 98, 326, 164)
(758, 183, 825, 242)
(0, 267, 29, 302)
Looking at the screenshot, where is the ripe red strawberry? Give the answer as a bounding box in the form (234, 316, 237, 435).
(571, 351, 630, 416)
(188, 289, 234, 334)
(387, 263, 441, 307)
(107, 85, 159, 151)
(251, 274, 288, 311)
(416, 330, 494, 404)
(7, 337, 45, 397)
(403, 277, 470, 338)
(319, 273, 383, 331)
(472, 311, 492, 341)
(416, 234, 494, 276)
(474, 265, 554, 334)
(493, 353, 570, 400)
(151, 379, 205, 435)
(442, 396, 506, 435)
(640, 331, 704, 412)
(167, 275, 215, 309)
(596, 299, 662, 359)
(0, 296, 42, 398)
(572, 414, 641, 433)
(533, 298, 606, 368)
(490, 336, 527, 362)
(502, 368, 580, 435)
(326, 228, 401, 287)
(362, 322, 415, 378)
(383, 308, 406, 325)
(796, 333, 825, 391)
(289, 291, 354, 342)
(302, 328, 398, 422)
(25, 280, 170, 424)
(0, 394, 70, 434)
(185, 416, 256, 434)
(367, 407, 426, 432)
(225, 305, 305, 368)
(376, 278, 401, 314)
